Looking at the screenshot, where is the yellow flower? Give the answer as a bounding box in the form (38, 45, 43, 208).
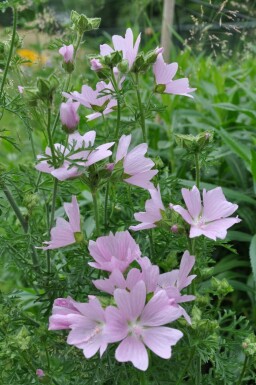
(17, 48, 47, 66)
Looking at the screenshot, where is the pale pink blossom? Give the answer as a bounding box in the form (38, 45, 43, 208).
(157, 250, 196, 323)
(35, 131, 114, 181)
(63, 81, 117, 121)
(112, 134, 158, 190)
(88, 230, 141, 272)
(49, 296, 82, 330)
(105, 281, 183, 371)
(130, 185, 164, 230)
(99, 28, 141, 70)
(59, 44, 74, 63)
(60, 100, 80, 130)
(153, 53, 196, 98)
(38, 196, 81, 250)
(49, 296, 108, 359)
(18, 85, 24, 94)
(36, 369, 45, 378)
(90, 58, 103, 71)
(170, 186, 241, 240)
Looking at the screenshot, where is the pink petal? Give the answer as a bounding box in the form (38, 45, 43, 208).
(116, 134, 131, 163)
(181, 186, 202, 220)
(202, 187, 239, 222)
(115, 335, 149, 371)
(171, 204, 193, 225)
(114, 281, 146, 320)
(141, 290, 181, 326)
(143, 326, 183, 359)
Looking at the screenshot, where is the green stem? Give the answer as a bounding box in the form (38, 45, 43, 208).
(149, 229, 154, 259)
(195, 153, 200, 189)
(135, 73, 147, 142)
(50, 178, 58, 229)
(236, 355, 249, 385)
(176, 348, 195, 385)
(47, 178, 58, 273)
(195, 356, 202, 385)
(92, 190, 100, 236)
(0, 7, 17, 98)
(3, 184, 28, 232)
(52, 31, 83, 136)
(104, 182, 110, 231)
(139, 371, 147, 385)
(46, 106, 57, 167)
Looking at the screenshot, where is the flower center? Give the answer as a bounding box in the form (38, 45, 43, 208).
(194, 215, 205, 226)
(129, 322, 143, 337)
(84, 325, 102, 344)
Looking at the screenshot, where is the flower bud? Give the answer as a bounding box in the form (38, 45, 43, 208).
(36, 369, 45, 378)
(71, 11, 101, 34)
(117, 59, 129, 74)
(60, 100, 80, 133)
(242, 334, 256, 356)
(59, 44, 74, 63)
(211, 277, 233, 297)
(90, 58, 103, 71)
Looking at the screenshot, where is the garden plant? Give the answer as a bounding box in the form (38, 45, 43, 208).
(0, 1, 256, 384)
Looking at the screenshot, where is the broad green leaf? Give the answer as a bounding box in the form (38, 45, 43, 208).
(214, 103, 256, 119)
(249, 234, 256, 283)
(218, 128, 251, 166)
(227, 231, 252, 243)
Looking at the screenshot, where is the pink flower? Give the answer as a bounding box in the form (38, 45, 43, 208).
(170, 186, 241, 240)
(35, 131, 114, 181)
(59, 44, 74, 63)
(157, 250, 196, 323)
(93, 256, 159, 295)
(63, 81, 117, 121)
(36, 369, 45, 378)
(38, 195, 81, 250)
(49, 296, 108, 359)
(153, 53, 196, 98)
(60, 100, 80, 131)
(130, 185, 164, 230)
(90, 58, 103, 71)
(88, 231, 141, 272)
(105, 281, 183, 371)
(113, 134, 158, 190)
(49, 296, 82, 330)
(18, 85, 24, 94)
(99, 28, 141, 70)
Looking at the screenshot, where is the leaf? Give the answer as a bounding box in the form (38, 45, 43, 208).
(218, 128, 251, 166)
(249, 234, 256, 284)
(214, 103, 256, 119)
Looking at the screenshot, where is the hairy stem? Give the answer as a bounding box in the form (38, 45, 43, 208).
(135, 73, 147, 142)
(0, 7, 17, 98)
(3, 184, 28, 232)
(195, 356, 202, 385)
(176, 348, 195, 385)
(46, 106, 56, 167)
(92, 190, 100, 236)
(195, 152, 200, 189)
(47, 178, 58, 273)
(236, 355, 249, 385)
(52, 31, 83, 136)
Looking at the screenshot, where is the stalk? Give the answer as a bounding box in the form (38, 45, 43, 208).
(46, 106, 56, 167)
(47, 178, 58, 273)
(195, 356, 202, 385)
(92, 190, 100, 236)
(2, 184, 40, 272)
(139, 371, 147, 385)
(176, 348, 195, 385)
(0, 7, 17, 98)
(52, 31, 83, 136)
(236, 356, 249, 385)
(195, 152, 200, 189)
(135, 73, 147, 142)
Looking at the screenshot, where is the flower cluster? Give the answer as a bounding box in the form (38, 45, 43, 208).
(49, 231, 196, 370)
